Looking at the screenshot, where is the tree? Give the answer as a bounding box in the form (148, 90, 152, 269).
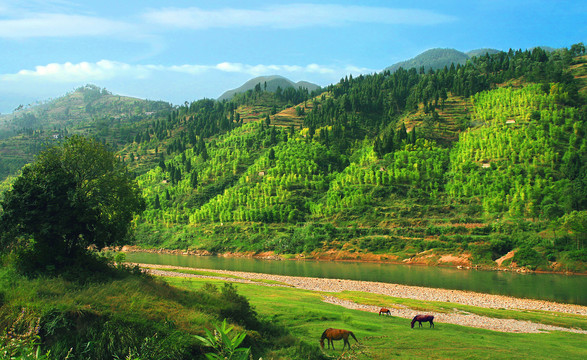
(0, 136, 145, 275)
(190, 171, 199, 189)
(559, 211, 586, 250)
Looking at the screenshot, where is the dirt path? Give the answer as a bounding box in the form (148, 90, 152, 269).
(136, 263, 587, 334)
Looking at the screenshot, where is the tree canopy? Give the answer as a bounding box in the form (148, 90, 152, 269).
(0, 135, 145, 274)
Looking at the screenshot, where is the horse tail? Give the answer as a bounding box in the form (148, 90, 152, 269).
(349, 331, 358, 343)
(411, 316, 417, 328)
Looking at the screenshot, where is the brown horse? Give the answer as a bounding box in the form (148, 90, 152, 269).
(379, 308, 391, 316)
(319, 328, 358, 350)
(411, 314, 434, 328)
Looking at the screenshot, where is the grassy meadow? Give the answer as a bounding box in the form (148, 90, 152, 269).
(164, 275, 587, 360)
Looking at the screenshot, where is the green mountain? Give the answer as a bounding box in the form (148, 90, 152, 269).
(124, 45, 586, 272)
(384, 48, 501, 73)
(218, 75, 320, 101)
(2, 45, 586, 272)
(466, 48, 502, 58)
(0, 84, 172, 180)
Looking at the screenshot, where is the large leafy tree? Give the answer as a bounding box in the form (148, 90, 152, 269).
(0, 136, 145, 273)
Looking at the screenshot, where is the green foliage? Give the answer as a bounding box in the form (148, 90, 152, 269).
(0, 136, 145, 276)
(218, 283, 259, 329)
(513, 245, 544, 269)
(0, 309, 51, 360)
(0, 85, 172, 181)
(194, 319, 251, 360)
(3, 45, 585, 269)
(446, 85, 585, 218)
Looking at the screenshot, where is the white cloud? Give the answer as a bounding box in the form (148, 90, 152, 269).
(0, 13, 132, 38)
(5, 60, 147, 82)
(0, 3, 455, 40)
(1, 60, 375, 83)
(143, 4, 456, 29)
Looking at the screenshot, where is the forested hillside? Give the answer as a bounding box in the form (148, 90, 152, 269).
(1, 45, 586, 272)
(0, 84, 171, 180)
(217, 75, 320, 101)
(125, 44, 587, 272)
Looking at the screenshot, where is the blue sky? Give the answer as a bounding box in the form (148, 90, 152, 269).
(0, 0, 585, 113)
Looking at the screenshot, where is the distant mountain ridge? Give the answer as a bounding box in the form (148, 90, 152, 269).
(218, 75, 320, 101)
(384, 48, 501, 73)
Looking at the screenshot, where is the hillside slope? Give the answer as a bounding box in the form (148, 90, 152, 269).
(128, 45, 586, 272)
(0, 85, 172, 180)
(1, 45, 585, 273)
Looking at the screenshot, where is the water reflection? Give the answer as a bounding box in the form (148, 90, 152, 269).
(125, 252, 587, 305)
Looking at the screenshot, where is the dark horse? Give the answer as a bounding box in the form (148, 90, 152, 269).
(379, 308, 391, 316)
(319, 328, 358, 350)
(411, 315, 434, 328)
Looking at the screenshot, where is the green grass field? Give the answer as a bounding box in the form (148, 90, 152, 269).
(164, 276, 587, 360)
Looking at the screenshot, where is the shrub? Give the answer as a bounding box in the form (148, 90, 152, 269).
(469, 243, 493, 264)
(566, 249, 587, 262)
(219, 283, 259, 329)
(513, 246, 543, 269)
(489, 236, 515, 260)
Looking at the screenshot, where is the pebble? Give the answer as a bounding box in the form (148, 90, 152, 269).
(137, 263, 587, 334)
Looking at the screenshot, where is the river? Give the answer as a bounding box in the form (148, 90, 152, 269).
(125, 252, 587, 305)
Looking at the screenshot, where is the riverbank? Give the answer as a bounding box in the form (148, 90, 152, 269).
(119, 245, 586, 275)
(135, 263, 587, 334)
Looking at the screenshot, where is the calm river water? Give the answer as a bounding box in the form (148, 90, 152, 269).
(125, 252, 587, 305)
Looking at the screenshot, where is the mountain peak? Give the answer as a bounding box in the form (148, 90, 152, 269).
(384, 48, 470, 73)
(218, 76, 320, 101)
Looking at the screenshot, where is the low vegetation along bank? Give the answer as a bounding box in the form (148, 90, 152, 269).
(151, 264, 586, 359)
(2, 258, 585, 359)
(118, 245, 584, 275)
(0, 265, 326, 359)
(139, 263, 587, 333)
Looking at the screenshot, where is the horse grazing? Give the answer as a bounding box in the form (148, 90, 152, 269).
(379, 308, 391, 316)
(319, 328, 358, 350)
(411, 315, 434, 328)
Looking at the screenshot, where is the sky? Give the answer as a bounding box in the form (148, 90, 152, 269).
(0, 0, 585, 113)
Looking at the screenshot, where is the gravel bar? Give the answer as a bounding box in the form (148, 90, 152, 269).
(136, 263, 587, 334)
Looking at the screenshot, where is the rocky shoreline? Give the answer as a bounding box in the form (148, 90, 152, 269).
(119, 246, 585, 275)
(135, 263, 587, 334)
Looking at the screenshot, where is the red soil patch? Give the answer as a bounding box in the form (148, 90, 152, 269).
(495, 250, 515, 267)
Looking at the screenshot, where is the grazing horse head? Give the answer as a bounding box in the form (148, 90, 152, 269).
(411, 314, 434, 328)
(320, 328, 358, 350)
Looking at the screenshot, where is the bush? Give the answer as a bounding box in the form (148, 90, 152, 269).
(219, 283, 259, 329)
(471, 225, 492, 235)
(566, 249, 587, 262)
(469, 243, 493, 264)
(358, 237, 389, 252)
(489, 236, 515, 260)
(554, 235, 575, 251)
(513, 246, 543, 269)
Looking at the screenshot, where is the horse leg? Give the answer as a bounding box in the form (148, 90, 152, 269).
(419, 321, 423, 327)
(430, 320, 434, 328)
